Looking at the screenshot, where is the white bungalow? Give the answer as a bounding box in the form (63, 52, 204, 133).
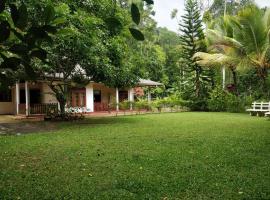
(0, 79, 162, 115)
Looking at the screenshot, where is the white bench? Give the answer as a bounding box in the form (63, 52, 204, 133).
(246, 102, 270, 116)
(266, 112, 270, 117)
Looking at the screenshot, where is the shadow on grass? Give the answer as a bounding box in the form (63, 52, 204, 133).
(60, 116, 141, 127)
(0, 122, 57, 135)
(0, 116, 142, 135)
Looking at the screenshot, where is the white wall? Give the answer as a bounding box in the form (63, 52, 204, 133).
(41, 83, 58, 104)
(86, 83, 94, 112)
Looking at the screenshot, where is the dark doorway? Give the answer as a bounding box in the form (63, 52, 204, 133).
(119, 91, 128, 102)
(94, 90, 101, 103)
(20, 90, 25, 103)
(20, 89, 41, 104)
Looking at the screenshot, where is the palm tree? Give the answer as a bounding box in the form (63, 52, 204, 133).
(194, 17, 244, 93)
(234, 6, 270, 90)
(195, 5, 270, 96)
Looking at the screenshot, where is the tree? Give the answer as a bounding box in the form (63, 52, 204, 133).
(0, 1, 58, 90)
(179, 0, 212, 110)
(155, 28, 182, 86)
(38, 1, 141, 115)
(196, 5, 270, 97)
(208, 0, 254, 18)
(193, 15, 243, 93)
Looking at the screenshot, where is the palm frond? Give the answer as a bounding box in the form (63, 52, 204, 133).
(193, 52, 238, 69)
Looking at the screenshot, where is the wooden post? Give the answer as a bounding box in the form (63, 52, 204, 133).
(15, 82, 20, 115)
(25, 81, 30, 116)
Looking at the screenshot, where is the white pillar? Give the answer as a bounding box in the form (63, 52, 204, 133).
(116, 87, 119, 112)
(25, 81, 30, 116)
(222, 66, 226, 89)
(15, 82, 20, 115)
(86, 83, 94, 112)
(128, 88, 134, 110)
(147, 88, 151, 103)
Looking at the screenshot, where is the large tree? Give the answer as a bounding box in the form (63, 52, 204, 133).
(0, 1, 58, 90)
(179, 0, 212, 110)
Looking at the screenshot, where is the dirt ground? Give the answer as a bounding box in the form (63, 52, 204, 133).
(0, 115, 57, 135)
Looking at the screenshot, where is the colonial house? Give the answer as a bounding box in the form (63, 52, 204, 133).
(0, 79, 162, 115)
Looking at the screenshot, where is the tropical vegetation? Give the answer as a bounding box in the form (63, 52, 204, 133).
(0, 0, 269, 111)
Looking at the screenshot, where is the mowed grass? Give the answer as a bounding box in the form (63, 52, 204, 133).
(0, 113, 270, 200)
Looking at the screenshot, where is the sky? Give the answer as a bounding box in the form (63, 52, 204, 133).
(153, 0, 270, 33)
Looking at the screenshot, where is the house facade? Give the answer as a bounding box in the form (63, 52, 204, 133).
(0, 79, 162, 115)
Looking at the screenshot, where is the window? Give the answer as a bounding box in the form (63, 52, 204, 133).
(70, 88, 86, 107)
(0, 90, 12, 102)
(81, 93, 86, 106)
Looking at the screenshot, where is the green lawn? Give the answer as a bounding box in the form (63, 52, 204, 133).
(0, 113, 270, 199)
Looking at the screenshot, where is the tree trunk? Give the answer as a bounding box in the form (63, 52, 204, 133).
(59, 99, 66, 116)
(195, 69, 200, 98)
(231, 68, 238, 95)
(262, 68, 268, 96)
(48, 83, 68, 119)
(258, 67, 269, 97)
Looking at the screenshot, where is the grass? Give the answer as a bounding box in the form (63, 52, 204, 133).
(0, 112, 270, 200)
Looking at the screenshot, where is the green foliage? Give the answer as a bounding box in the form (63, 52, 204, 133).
(187, 99, 209, 111)
(208, 0, 255, 18)
(131, 3, 140, 25)
(118, 100, 131, 111)
(197, 3, 270, 103)
(179, 0, 213, 110)
(151, 95, 188, 112)
(0, 1, 58, 90)
(129, 28, 145, 41)
(225, 93, 245, 113)
(134, 99, 149, 113)
(207, 86, 255, 113)
(207, 86, 228, 111)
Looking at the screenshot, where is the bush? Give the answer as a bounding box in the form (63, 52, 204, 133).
(208, 86, 227, 112)
(151, 95, 189, 113)
(225, 93, 245, 113)
(207, 86, 255, 113)
(152, 99, 163, 113)
(118, 100, 131, 112)
(188, 99, 208, 111)
(134, 99, 149, 114)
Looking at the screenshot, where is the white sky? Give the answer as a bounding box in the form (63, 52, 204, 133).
(153, 0, 270, 33)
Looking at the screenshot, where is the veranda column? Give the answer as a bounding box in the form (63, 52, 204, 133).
(15, 82, 20, 115)
(25, 81, 30, 116)
(116, 87, 119, 112)
(128, 88, 134, 110)
(222, 67, 226, 89)
(86, 84, 94, 112)
(147, 88, 151, 104)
